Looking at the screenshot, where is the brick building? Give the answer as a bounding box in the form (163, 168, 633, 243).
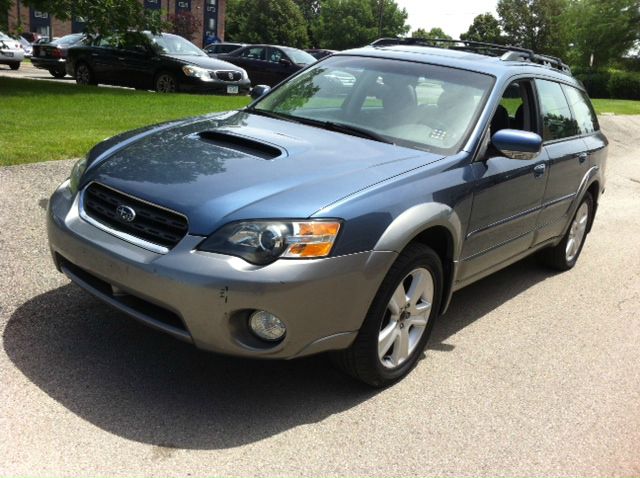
(5, 0, 227, 47)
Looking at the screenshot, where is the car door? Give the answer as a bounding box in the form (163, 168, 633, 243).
(230, 46, 267, 85)
(89, 37, 120, 83)
(459, 79, 550, 281)
(266, 47, 297, 86)
(113, 33, 156, 88)
(533, 79, 590, 243)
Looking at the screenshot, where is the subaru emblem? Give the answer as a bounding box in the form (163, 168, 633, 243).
(116, 205, 136, 223)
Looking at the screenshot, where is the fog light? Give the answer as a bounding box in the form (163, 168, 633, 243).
(249, 310, 286, 341)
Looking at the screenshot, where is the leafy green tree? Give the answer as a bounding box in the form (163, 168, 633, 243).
(314, 0, 408, 50)
(21, 0, 167, 34)
(225, 0, 309, 48)
(497, 0, 569, 57)
(565, 0, 640, 68)
(411, 27, 452, 40)
(461, 13, 507, 44)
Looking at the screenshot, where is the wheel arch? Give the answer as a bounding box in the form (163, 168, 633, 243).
(373, 202, 463, 315)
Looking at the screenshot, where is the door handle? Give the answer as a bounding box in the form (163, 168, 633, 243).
(91, 53, 98, 57)
(117, 57, 125, 61)
(533, 163, 546, 178)
(577, 152, 588, 163)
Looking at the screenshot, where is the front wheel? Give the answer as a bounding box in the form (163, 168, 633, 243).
(539, 192, 593, 271)
(49, 68, 66, 78)
(332, 243, 443, 387)
(9, 62, 20, 70)
(75, 63, 96, 85)
(155, 72, 178, 93)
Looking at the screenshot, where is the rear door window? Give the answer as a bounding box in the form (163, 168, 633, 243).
(562, 85, 599, 135)
(535, 79, 578, 141)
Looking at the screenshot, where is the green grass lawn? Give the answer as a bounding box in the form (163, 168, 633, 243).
(0, 77, 251, 166)
(1, 77, 639, 167)
(590, 99, 640, 115)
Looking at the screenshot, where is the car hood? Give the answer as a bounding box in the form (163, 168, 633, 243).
(164, 54, 243, 71)
(83, 111, 444, 235)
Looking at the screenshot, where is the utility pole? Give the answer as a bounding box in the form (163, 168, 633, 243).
(378, 0, 385, 38)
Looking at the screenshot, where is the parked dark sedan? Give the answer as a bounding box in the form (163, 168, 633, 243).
(218, 44, 316, 86)
(306, 48, 337, 60)
(204, 42, 246, 57)
(66, 32, 251, 94)
(32, 33, 85, 78)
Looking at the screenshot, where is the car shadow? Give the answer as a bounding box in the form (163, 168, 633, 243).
(3, 256, 553, 450)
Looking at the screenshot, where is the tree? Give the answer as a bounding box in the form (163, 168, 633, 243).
(293, 0, 322, 46)
(411, 27, 452, 40)
(565, 0, 640, 68)
(497, 0, 569, 57)
(461, 13, 507, 44)
(21, 0, 167, 35)
(314, 0, 408, 50)
(226, 0, 309, 48)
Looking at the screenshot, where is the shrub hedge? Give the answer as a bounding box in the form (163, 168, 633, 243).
(574, 68, 640, 100)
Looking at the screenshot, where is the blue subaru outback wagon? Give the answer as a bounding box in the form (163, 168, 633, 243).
(47, 38, 607, 387)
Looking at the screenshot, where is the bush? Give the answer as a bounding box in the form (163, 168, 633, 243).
(608, 70, 640, 100)
(574, 70, 611, 98)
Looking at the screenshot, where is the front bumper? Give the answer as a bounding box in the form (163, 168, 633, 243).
(179, 76, 251, 95)
(47, 181, 396, 359)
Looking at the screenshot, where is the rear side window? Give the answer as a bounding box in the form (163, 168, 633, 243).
(535, 79, 578, 141)
(562, 85, 599, 135)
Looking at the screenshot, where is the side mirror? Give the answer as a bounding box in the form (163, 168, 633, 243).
(251, 85, 271, 100)
(279, 58, 292, 67)
(491, 129, 542, 160)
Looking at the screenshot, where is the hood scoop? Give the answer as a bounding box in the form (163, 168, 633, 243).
(197, 131, 283, 160)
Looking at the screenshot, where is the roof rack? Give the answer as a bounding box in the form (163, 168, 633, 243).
(371, 37, 572, 74)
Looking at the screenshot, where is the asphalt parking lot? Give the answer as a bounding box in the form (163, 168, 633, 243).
(1, 116, 639, 476)
(0, 61, 76, 82)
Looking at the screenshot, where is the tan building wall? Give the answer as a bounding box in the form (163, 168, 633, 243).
(5, 0, 226, 47)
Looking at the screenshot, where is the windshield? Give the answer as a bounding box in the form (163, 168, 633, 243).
(283, 47, 316, 65)
(0, 32, 11, 40)
(253, 56, 494, 154)
(149, 33, 205, 56)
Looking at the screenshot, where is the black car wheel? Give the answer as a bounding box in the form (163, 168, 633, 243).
(75, 63, 96, 85)
(539, 192, 594, 271)
(9, 62, 20, 70)
(49, 68, 66, 79)
(331, 243, 443, 387)
(155, 72, 178, 93)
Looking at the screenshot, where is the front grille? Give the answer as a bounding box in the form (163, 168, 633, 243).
(214, 70, 243, 81)
(82, 183, 188, 249)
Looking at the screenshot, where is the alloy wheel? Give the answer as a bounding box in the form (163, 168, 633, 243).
(565, 202, 589, 262)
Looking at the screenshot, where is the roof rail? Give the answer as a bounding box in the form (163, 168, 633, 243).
(371, 37, 572, 74)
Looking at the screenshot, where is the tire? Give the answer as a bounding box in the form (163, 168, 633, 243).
(75, 62, 96, 85)
(539, 192, 593, 271)
(155, 71, 178, 93)
(9, 62, 20, 70)
(332, 243, 443, 387)
(49, 68, 66, 78)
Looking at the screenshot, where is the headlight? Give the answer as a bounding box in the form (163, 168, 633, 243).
(198, 220, 342, 265)
(182, 65, 213, 81)
(69, 157, 88, 194)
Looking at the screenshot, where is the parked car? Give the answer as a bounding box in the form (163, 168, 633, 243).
(20, 31, 42, 44)
(15, 36, 33, 57)
(66, 31, 250, 94)
(306, 48, 337, 60)
(218, 44, 316, 86)
(0, 31, 24, 70)
(47, 38, 607, 387)
(31, 33, 85, 78)
(204, 42, 246, 57)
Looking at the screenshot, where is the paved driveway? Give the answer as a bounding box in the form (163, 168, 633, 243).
(0, 61, 76, 82)
(1, 116, 639, 476)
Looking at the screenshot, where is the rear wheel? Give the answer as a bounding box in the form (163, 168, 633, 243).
(75, 62, 96, 85)
(49, 68, 66, 78)
(332, 243, 443, 387)
(9, 62, 20, 70)
(539, 192, 593, 271)
(155, 72, 178, 93)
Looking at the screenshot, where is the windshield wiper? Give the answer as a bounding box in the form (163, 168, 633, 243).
(319, 121, 394, 144)
(246, 108, 298, 122)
